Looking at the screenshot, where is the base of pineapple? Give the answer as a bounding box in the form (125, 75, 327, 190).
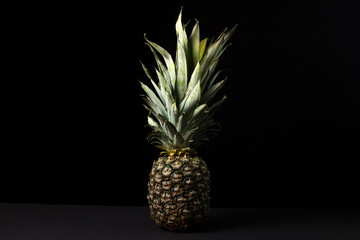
(147, 155, 210, 232)
(156, 214, 209, 232)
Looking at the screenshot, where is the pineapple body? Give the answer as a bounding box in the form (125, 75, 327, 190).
(147, 155, 210, 231)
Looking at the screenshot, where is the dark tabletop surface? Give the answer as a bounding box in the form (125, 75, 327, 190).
(0, 203, 359, 240)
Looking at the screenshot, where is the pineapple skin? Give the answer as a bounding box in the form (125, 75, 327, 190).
(147, 155, 210, 231)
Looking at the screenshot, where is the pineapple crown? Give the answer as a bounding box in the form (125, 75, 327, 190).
(140, 8, 236, 154)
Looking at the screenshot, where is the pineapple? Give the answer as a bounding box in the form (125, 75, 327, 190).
(140, 9, 236, 231)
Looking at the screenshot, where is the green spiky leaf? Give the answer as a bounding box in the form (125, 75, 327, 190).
(200, 78, 227, 105)
(199, 38, 208, 61)
(175, 42, 187, 101)
(140, 9, 236, 152)
(188, 20, 200, 71)
(144, 34, 176, 88)
(140, 81, 167, 116)
(176, 113, 186, 132)
(174, 133, 185, 147)
(164, 120, 177, 140)
(169, 102, 179, 125)
(175, 8, 188, 53)
(184, 62, 200, 100)
(180, 80, 201, 114)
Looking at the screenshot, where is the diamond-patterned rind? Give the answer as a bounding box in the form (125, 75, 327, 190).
(147, 155, 210, 231)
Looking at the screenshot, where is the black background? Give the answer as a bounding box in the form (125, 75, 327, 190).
(2, 0, 359, 207)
